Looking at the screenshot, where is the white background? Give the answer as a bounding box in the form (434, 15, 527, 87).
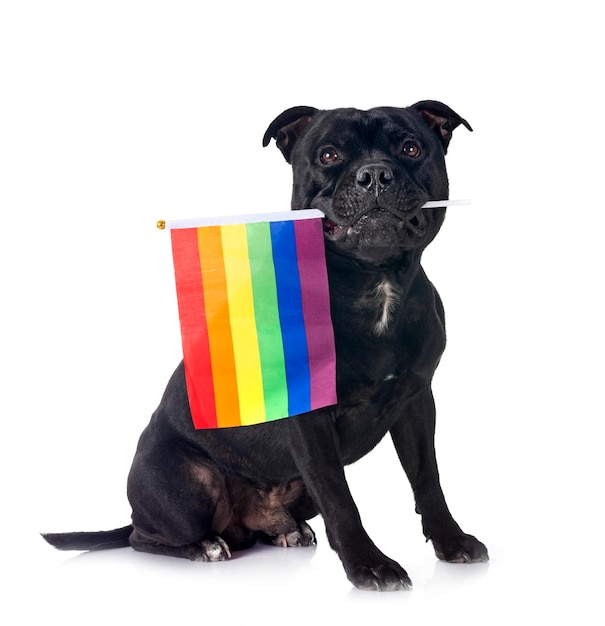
(1, 1, 603, 624)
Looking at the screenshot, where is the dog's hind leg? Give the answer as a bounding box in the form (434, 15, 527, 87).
(390, 386, 489, 564)
(126, 439, 235, 561)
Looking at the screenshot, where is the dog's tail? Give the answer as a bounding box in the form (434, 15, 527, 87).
(42, 525, 133, 551)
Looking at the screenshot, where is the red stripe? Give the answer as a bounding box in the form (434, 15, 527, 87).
(171, 228, 217, 428)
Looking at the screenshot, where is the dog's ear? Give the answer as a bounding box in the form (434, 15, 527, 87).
(263, 106, 319, 163)
(411, 100, 472, 153)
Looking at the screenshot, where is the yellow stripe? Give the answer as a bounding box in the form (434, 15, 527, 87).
(221, 224, 266, 425)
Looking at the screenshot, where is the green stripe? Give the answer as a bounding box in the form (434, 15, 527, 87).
(246, 222, 289, 421)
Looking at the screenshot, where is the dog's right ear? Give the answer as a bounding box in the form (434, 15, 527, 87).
(262, 106, 319, 163)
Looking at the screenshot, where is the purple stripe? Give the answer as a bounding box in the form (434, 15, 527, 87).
(294, 218, 337, 410)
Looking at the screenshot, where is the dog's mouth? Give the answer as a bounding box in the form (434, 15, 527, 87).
(322, 206, 427, 242)
(322, 218, 347, 241)
(403, 209, 427, 237)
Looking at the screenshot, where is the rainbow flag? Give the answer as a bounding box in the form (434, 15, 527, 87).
(167, 210, 337, 429)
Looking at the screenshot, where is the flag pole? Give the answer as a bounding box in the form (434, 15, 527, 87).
(157, 200, 470, 230)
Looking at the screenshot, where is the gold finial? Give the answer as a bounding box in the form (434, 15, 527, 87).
(157, 220, 166, 230)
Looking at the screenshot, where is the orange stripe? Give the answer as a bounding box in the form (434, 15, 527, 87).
(197, 226, 241, 427)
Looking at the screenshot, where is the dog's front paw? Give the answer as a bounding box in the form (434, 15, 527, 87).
(348, 560, 412, 592)
(431, 534, 488, 563)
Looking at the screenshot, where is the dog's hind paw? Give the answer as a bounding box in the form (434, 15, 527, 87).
(432, 534, 489, 564)
(195, 534, 232, 562)
(271, 521, 316, 548)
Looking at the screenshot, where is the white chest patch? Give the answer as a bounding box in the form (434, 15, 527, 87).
(372, 278, 400, 336)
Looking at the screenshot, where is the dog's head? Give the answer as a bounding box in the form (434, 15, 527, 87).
(263, 101, 471, 266)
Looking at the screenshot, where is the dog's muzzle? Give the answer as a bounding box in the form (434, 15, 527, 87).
(322, 163, 427, 240)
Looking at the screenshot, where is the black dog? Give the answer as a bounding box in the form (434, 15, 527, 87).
(44, 101, 488, 591)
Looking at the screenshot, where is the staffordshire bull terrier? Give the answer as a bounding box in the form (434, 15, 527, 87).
(43, 100, 488, 591)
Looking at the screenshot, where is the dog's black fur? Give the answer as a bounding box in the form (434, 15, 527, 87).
(43, 101, 488, 591)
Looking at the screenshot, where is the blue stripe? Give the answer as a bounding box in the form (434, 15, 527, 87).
(270, 220, 311, 415)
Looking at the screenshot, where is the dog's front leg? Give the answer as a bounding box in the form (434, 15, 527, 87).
(287, 411, 412, 591)
(390, 386, 489, 563)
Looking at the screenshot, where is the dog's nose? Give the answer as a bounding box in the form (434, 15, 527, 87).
(356, 164, 394, 193)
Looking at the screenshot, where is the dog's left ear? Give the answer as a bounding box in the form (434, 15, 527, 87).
(263, 106, 319, 163)
(411, 100, 472, 153)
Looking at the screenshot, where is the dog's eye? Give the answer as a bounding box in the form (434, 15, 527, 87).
(402, 142, 421, 158)
(320, 148, 339, 164)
